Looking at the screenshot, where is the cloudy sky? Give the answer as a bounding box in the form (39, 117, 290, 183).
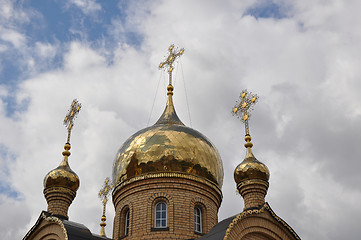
(1, 0, 361, 239)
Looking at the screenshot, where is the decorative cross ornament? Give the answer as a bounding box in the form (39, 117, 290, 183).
(98, 177, 113, 216)
(98, 177, 113, 237)
(232, 90, 259, 136)
(64, 99, 81, 143)
(159, 44, 184, 85)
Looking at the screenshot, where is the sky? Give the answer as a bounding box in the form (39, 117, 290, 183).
(1, 0, 361, 239)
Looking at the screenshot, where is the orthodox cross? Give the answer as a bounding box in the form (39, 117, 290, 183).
(98, 177, 113, 237)
(159, 44, 184, 85)
(63, 99, 81, 143)
(232, 90, 259, 136)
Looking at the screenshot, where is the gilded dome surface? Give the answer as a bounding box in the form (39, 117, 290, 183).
(234, 148, 270, 184)
(112, 85, 224, 188)
(44, 144, 80, 192)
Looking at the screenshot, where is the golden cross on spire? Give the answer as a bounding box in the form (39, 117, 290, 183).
(98, 177, 113, 237)
(159, 44, 184, 85)
(64, 99, 81, 143)
(232, 90, 259, 136)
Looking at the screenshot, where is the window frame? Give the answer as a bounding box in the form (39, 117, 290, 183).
(124, 209, 130, 235)
(119, 206, 130, 238)
(154, 201, 167, 228)
(194, 206, 202, 233)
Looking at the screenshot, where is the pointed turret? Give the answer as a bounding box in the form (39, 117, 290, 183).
(155, 84, 184, 126)
(43, 143, 80, 219)
(234, 135, 270, 210)
(232, 90, 270, 210)
(43, 99, 81, 219)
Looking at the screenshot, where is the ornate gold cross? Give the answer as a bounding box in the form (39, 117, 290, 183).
(63, 99, 81, 143)
(159, 44, 184, 85)
(98, 177, 113, 237)
(232, 90, 259, 136)
(98, 177, 113, 215)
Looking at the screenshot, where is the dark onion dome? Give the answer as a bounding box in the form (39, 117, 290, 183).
(112, 85, 224, 188)
(44, 143, 80, 192)
(234, 136, 270, 184)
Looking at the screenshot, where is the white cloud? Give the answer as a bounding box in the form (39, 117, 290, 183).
(34, 42, 57, 59)
(64, 42, 106, 71)
(0, 0, 32, 24)
(67, 0, 101, 15)
(0, 27, 26, 49)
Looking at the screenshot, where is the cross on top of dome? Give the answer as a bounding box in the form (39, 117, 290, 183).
(98, 177, 113, 237)
(232, 90, 259, 136)
(159, 44, 184, 85)
(63, 99, 81, 144)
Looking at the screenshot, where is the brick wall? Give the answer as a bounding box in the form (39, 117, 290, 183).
(112, 173, 222, 240)
(237, 179, 268, 210)
(43, 187, 76, 219)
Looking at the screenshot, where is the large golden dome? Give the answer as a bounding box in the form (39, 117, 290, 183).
(112, 85, 224, 188)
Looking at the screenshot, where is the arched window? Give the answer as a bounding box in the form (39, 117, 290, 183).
(124, 209, 130, 235)
(155, 202, 167, 228)
(194, 206, 202, 233)
(120, 206, 130, 237)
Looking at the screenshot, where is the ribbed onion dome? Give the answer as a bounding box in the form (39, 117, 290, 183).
(234, 135, 269, 184)
(44, 143, 80, 192)
(112, 85, 224, 188)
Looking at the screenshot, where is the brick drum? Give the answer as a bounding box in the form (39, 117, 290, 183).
(43, 187, 76, 219)
(237, 179, 269, 210)
(112, 173, 222, 240)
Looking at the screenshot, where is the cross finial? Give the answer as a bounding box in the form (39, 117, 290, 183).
(98, 177, 113, 237)
(159, 44, 184, 85)
(232, 90, 259, 137)
(64, 99, 81, 143)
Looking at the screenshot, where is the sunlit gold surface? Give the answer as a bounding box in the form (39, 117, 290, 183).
(232, 92, 270, 184)
(113, 123, 223, 187)
(234, 155, 270, 184)
(113, 46, 222, 188)
(234, 137, 270, 184)
(44, 144, 80, 191)
(113, 84, 223, 187)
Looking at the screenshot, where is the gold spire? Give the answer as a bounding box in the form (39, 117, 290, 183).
(232, 90, 269, 210)
(43, 99, 82, 219)
(64, 99, 81, 143)
(155, 44, 185, 125)
(98, 177, 113, 237)
(44, 99, 82, 190)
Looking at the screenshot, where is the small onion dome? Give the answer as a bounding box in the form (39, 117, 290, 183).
(234, 135, 270, 184)
(112, 85, 224, 188)
(44, 143, 80, 192)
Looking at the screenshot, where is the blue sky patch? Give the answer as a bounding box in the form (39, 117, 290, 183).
(245, 1, 288, 19)
(0, 145, 20, 199)
(0, 183, 20, 199)
(0, 1, 144, 116)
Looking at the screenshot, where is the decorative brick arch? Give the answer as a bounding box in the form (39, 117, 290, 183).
(242, 231, 277, 240)
(147, 192, 174, 232)
(224, 204, 300, 240)
(114, 201, 134, 238)
(225, 215, 283, 240)
(147, 192, 173, 204)
(24, 213, 68, 240)
(190, 197, 209, 233)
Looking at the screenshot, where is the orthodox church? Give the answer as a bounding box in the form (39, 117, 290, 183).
(24, 45, 301, 240)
